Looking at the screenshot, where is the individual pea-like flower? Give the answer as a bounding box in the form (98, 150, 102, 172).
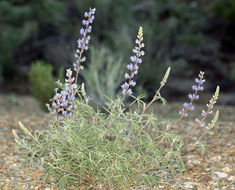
(47, 69, 78, 120)
(121, 26, 144, 95)
(124, 125, 133, 147)
(179, 71, 205, 118)
(73, 7, 96, 83)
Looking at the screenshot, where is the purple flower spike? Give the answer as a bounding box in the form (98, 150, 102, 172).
(121, 27, 144, 96)
(48, 69, 78, 120)
(179, 71, 205, 118)
(74, 7, 96, 83)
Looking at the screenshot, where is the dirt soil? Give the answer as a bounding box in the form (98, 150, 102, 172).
(0, 95, 234, 190)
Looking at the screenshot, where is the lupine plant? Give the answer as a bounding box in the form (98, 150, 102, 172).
(13, 7, 220, 189)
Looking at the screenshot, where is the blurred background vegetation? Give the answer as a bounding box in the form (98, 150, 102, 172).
(0, 0, 235, 106)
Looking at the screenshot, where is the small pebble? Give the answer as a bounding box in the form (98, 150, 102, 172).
(213, 171, 228, 179)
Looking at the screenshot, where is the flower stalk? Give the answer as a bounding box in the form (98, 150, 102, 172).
(121, 26, 145, 95)
(74, 8, 96, 83)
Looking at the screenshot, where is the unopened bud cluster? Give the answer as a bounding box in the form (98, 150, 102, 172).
(195, 86, 220, 127)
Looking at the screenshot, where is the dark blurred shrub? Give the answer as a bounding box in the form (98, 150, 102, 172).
(0, 0, 66, 79)
(212, 0, 235, 21)
(29, 61, 64, 110)
(230, 62, 235, 81)
(0, 0, 207, 98)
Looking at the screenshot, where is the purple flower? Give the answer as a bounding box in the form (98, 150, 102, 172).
(134, 65, 139, 70)
(68, 105, 73, 111)
(188, 93, 193, 100)
(124, 124, 133, 144)
(82, 20, 89, 26)
(192, 85, 197, 91)
(129, 80, 136, 86)
(80, 28, 85, 35)
(137, 58, 142, 64)
(127, 89, 133, 95)
(121, 82, 129, 89)
(124, 73, 130, 79)
(133, 70, 138, 75)
(84, 12, 89, 17)
(70, 94, 76, 101)
(127, 63, 133, 70)
(183, 103, 189, 107)
(122, 89, 127, 95)
(130, 56, 136, 62)
(71, 84, 77, 89)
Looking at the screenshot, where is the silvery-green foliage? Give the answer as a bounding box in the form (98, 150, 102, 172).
(82, 46, 125, 107)
(14, 90, 185, 189)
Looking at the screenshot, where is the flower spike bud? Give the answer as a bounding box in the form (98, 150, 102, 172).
(66, 69, 72, 78)
(18, 121, 30, 135)
(206, 110, 219, 129)
(12, 129, 19, 140)
(12, 129, 21, 145)
(160, 67, 171, 87)
(137, 26, 143, 42)
(194, 86, 220, 129)
(81, 82, 86, 98)
(207, 86, 220, 109)
(212, 86, 220, 103)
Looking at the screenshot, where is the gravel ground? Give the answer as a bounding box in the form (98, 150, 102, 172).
(0, 95, 234, 189)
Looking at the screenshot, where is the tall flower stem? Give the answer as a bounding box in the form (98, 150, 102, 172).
(174, 71, 205, 125)
(73, 8, 96, 84)
(121, 26, 145, 96)
(182, 86, 219, 141)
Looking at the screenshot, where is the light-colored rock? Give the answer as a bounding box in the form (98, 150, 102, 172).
(210, 155, 222, 162)
(228, 175, 235, 182)
(222, 166, 232, 173)
(183, 182, 195, 189)
(213, 171, 228, 178)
